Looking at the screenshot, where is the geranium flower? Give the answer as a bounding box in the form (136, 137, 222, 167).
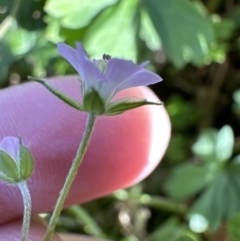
(58, 42, 162, 101)
(29, 42, 162, 115)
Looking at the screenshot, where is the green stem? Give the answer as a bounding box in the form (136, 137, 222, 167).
(136, 194, 187, 214)
(18, 181, 32, 241)
(67, 205, 107, 239)
(0, 0, 22, 41)
(113, 191, 187, 214)
(44, 113, 97, 241)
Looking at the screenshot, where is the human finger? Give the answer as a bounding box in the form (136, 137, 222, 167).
(0, 75, 171, 224)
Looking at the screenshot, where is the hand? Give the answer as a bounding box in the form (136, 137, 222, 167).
(0, 76, 170, 240)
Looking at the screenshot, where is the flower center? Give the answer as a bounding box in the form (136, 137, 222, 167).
(94, 54, 111, 75)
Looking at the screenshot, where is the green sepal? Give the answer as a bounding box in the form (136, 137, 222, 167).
(28, 76, 84, 111)
(83, 88, 105, 115)
(105, 97, 162, 115)
(0, 173, 16, 184)
(0, 150, 19, 182)
(19, 141, 34, 180)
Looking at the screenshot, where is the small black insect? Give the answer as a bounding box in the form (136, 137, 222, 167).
(102, 54, 111, 61)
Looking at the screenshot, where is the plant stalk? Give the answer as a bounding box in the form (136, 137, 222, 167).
(18, 181, 32, 241)
(44, 113, 97, 241)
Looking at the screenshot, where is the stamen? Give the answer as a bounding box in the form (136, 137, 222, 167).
(102, 54, 111, 62)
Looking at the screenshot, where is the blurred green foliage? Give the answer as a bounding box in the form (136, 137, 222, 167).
(1, 0, 240, 240)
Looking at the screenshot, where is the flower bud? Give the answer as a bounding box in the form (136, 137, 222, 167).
(0, 137, 34, 184)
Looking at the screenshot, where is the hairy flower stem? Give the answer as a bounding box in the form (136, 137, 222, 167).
(18, 181, 32, 241)
(44, 113, 97, 241)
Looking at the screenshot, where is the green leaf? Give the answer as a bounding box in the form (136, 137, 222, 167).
(190, 162, 240, 231)
(192, 129, 217, 162)
(140, 7, 161, 51)
(175, 234, 195, 241)
(45, 0, 118, 29)
(233, 89, 240, 114)
(228, 213, 240, 241)
(232, 154, 240, 164)
(0, 42, 14, 86)
(230, 6, 240, 27)
(192, 126, 234, 163)
(189, 174, 226, 230)
(106, 97, 161, 115)
(215, 125, 234, 162)
(19, 142, 34, 180)
(0, 0, 13, 15)
(142, 0, 214, 68)
(164, 163, 210, 201)
(212, 19, 236, 41)
(4, 27, 37, 56)
(27, 36, 59, 77)
(146, 221, 184, 241)
(28, 76, 83, 111)
(233, 88, 240, 105)
(146, 218, 202, 241)
(83, 0, 139, 61)
(59, 27, 86, 46)
(83, 88, 105, 115)
(0, 150, 19, 182)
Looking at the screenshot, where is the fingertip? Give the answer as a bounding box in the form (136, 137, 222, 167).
(130, 86, 171, 184)
(0, 76, 170, 224)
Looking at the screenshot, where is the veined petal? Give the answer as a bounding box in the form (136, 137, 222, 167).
(106, 58, 142, 84)
(58, 43, 83, 76)
(114, 68, 162, 94)
(103, 59, 162, 100)
(0, 137, 20, 162)
(76, 43, 107, 90)
(103, 59, 143, 100)
(58, 43, 106, 90)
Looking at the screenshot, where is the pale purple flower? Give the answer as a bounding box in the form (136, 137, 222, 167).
(29, 42, 163, 115)
(58, 42, 162, 102)
(0, 136, 20, 162)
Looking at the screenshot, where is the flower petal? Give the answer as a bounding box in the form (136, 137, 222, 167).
(106, 59, 141, 84)
(103, 59, 162, 100)
(114, 68, 162, 94)
(103, 59, 143, 100)
(58, 43, 106, 89)
(0, 136, 20, 162)
(58, 43, 83, 76)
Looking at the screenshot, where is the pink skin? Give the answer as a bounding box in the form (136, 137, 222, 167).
(0, 76, 171, 240)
